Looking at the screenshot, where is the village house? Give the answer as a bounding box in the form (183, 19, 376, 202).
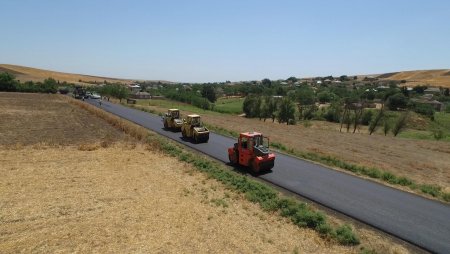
(130, 91, 151, 99)
(424, 87, 441, 95)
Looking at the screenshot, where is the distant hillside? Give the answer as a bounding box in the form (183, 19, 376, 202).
(376, 69, 450, 88)
(0, 64, 171, 85)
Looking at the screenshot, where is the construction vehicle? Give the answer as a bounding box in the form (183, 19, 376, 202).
(73, 85, 87, 99)
(181, 114, 210, 143)
(228, 132, 275, 173)
(163, 109, 183, 131)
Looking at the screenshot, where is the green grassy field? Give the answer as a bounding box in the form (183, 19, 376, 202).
(399, 112, 450, 141)
(136, 98, 221, 116)
(136, 97, 244, 116)
(435, 112, 450, 127)
(213, 97, 244, 114)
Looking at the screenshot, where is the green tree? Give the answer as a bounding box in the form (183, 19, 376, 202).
(317, 91, 335, 103)
(386, 93, 408, 110)
(243, 95, 261, 118)
(201, 84, 217, 103)
(276, 86, 286, 96)
(260, 96, 278, 122)
(115, 85, 129, 102)
(103, 84, 129, 102)
(369, 107, 384, 135)
(413, 85, 427, 94)
(392, 111, 409, 136)
(42, 78, 58, 93)
(339, 75, 349, 81)
(444, 88, 450, 96)
(268, 97, 279, 122)
(261, 78, 272, 87)
(296, 86, 315, 105)
(277, 97, 296, 125)
(324, 101, 343, 123)
(0, 72, 17, 91)
(286, 76, 298, 83)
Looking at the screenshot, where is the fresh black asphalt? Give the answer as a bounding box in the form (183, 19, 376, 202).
(87, 99, 450, 253)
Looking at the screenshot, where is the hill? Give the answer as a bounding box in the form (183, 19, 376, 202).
(0, 64, 170, 85)
(376, 69, 450, 88)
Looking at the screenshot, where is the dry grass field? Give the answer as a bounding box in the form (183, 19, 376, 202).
(0, 64, 135, 85)
(0, 64, 174, 85)
(135, 101, 450, 192)
(0, 145, 356, 253)
(0, 93, 358, 253)
(377, 69, 450, 88)
(0, 93, 127, 145)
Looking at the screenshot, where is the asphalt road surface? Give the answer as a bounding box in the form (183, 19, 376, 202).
(87, 99, 450, 253)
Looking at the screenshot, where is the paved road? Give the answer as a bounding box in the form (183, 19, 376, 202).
(88, 99, 450, 253)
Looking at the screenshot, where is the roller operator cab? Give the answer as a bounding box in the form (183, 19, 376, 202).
(228, 132, 275, 173)
(181, 114, 210, 143)
(163, 109, 183, 131)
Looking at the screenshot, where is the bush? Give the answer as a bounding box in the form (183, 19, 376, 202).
(430, 123, 445, 140)
(324, 107, 341, 123)
(381, 172, 397, 183)
(366, 168, 382, 179)
(271, 142, 287, 151)
(335, 224, 360, 245)
(412, 103, 435, 118)
(420, 184, 441, 197)
(316, 223, 333, 236)
(361, 110, 373, 125)
(442, 192, 450, 202)
(302, 120, 312, 128)
(397, 177, 413, 186)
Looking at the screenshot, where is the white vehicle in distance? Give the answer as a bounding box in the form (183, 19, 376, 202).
(90, 93, 101, 99)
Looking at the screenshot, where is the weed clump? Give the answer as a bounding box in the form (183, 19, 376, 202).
(335, 224, 360, 245)
(420, 184, 441, 197)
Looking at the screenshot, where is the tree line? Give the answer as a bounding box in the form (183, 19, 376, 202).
(0, 72, 59, 93)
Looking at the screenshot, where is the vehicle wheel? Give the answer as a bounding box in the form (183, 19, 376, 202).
(229, 151, 237, 165)
(194, 135, 199, 143)
(229, 154, 235, 165)
(251, 160, 259, 173)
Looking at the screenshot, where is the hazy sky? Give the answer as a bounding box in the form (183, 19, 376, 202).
(1, 0, 449, 83)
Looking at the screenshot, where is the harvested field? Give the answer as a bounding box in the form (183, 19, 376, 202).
(0, 64, 171, 85)
(0, 93, 127, 145)
(378, 69, 450, 88)
(0, 144, 358, 253)
(0, 64, 134, 85)
(133, 100, 450, 191)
